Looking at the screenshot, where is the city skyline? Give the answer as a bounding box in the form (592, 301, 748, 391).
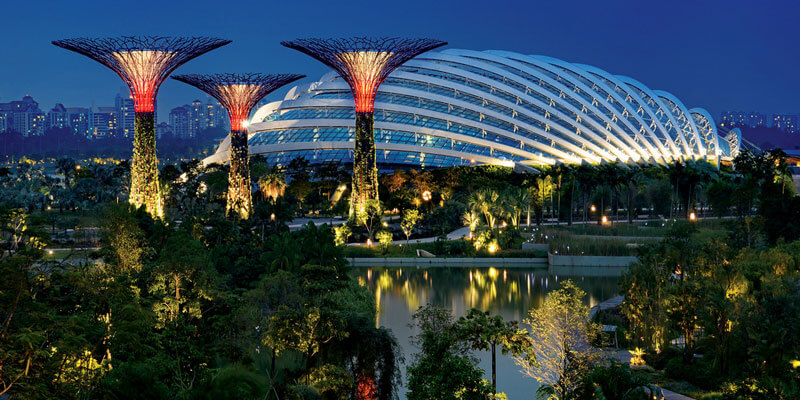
(1, 0, 799, 122)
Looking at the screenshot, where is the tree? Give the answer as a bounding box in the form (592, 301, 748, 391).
(406, 305, 497, 400)
(455, 309, 532, 394)
(376, 230, 393, 254)
(355, 199, 383, 242)
(56, 157, 77, 186)
(515, 280, 600, 400)
(401, 209, 422, 246)
(333, 223, 352, 246)
(149, 230, 216, 326)
(259, 172, 286, 202)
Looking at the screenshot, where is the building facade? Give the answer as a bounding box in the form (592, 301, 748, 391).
(771, 114, 800, 133)
(206, 49, 740, 170)
(0, 95, 46, 136)
(47, 103, 69, 130)
(720, 111, 767, 129)
(91, 106, 117, 137)
(169, 99, 227, 139)
(115, 93, 136, 137)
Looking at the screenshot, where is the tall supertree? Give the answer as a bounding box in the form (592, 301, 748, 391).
(172, 73, 305, 219)
(281, 37, 446, 216)
(52, 36, 231, 218)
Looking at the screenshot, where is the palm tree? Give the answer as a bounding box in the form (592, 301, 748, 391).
(56, 157, 76, 186)
(504, 187, 529, 229)
(468, 189, 500, 230)
(258, 173, 286, 203)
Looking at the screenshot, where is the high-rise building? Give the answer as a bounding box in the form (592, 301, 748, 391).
(47, 103, 69, 130)
(169, 105, 190, 138)
(771, 114, 800, 133)
(156, 122, 173, 139)
(66, 107, 91, 137)
(0, 95, 46, 136)
(91, 106, 117, 137)
(115, 92, 135, 137)
(168, 99, 227, 139)
(748, 112, 767, 128)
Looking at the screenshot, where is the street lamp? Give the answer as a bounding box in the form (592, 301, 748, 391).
(689, 212, 696, 221)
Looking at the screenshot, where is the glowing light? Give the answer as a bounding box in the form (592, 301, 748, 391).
(270, 213, 276, 221)
(339, 184, 347, 191)
(421, 190, 432, 201)
(488, 242, 499, 253)
(689, 212, 696, 221)
(366, 238, 373, 247)
(590, 204, 597, 212)
(382, 221, 388, 227)
(602, 215, 608, 224)
(336, 51, 393, 112)
(48, 250, 54, 255)
(112, 50, 175, 112)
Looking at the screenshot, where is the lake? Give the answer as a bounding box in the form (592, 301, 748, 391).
(349, 266, 620, 399)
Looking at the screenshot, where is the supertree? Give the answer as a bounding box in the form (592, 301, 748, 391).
(52, 36, 231, 218)
(281, 37, 446, 216)
(172, 73, 305, 219)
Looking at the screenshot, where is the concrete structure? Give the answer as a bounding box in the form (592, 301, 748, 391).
(208, 49, 741, 170)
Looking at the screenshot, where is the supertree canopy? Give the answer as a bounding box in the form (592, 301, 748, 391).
(52, 36, 231, 217)
(281, 37, 446, 216)
(172, 73, 305, 219)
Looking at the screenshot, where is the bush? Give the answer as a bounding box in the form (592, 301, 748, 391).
(642, 346, 681, 371)
(376, 231, 393, 254)
(664, 357, 720, 390)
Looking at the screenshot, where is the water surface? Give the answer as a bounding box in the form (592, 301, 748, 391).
(350, 267, 619, 399)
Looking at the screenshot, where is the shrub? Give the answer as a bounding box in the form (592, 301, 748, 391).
(376, 231, 393, 254)
(664, 357, 720, 390)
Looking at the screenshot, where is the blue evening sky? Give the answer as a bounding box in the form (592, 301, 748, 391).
(1, 0, 798, 122)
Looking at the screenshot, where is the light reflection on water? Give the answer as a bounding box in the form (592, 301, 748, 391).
(349, 267, 619, 400)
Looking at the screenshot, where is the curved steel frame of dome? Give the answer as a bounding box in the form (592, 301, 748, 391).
(204, 49, 738, 170)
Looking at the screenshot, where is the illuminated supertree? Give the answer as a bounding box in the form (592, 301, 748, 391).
(52, 36, 231, 218)
(281, 37, 446, 216)
(172, 73, 305, 219)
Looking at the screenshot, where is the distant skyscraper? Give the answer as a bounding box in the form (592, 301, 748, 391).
(156, 122, 173, 139)
(47, 103, 69, 130)
(169, 105, 190, 139)
(0, 95, 46, 136)
(66, 107, 90, 137)
(168, 98, 227, 139)
(91, 106, 117, 137)
(721, 111, 769, 129)
(748, 112, 766, 128)
(771, 114, 799, 133)
(115, 92, 135, 137)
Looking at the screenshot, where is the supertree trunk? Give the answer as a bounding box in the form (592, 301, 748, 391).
(352, 111, 379, 214)
(131, 111, 163, 217)
(227, 128, 252, 219)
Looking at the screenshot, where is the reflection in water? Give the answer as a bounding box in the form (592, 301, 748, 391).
(350, 267, 619, 399)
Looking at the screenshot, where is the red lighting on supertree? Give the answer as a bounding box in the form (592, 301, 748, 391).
(281, 38, 446, 113)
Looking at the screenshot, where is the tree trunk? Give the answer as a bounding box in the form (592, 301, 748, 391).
(491, 342, 497, 394)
